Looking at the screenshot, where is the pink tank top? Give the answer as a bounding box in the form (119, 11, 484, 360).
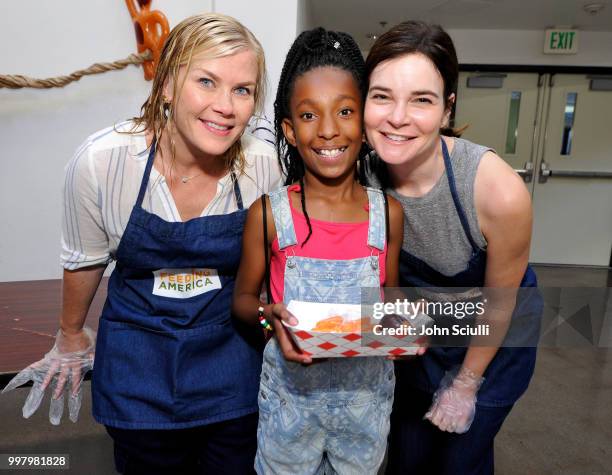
(270, 185, 387, 303)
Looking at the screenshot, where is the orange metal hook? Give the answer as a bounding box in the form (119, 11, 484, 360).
(125, 0, 169, 80)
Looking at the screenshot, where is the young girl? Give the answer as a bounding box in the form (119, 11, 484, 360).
(233, 28, 404, 474)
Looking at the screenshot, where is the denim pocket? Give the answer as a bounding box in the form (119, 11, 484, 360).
(257, 383, 281, 423)
(295, 285, 363, 304)
(283, 256, 380, 305)
(258, 383, 310, 443)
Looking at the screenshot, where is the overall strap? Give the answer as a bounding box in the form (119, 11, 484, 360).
(230, 171, 244, 211)
(383, 190, 390, 244)
(268, 186, 298, 249)
(441, 138, 480, 251)
(135, 138, 157, 208)
(366, 187, 386, 251)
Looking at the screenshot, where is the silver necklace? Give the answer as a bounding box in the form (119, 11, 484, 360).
(180, 173, 202, 183)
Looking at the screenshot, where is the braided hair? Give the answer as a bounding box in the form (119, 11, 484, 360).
(274, 27, 369, 244)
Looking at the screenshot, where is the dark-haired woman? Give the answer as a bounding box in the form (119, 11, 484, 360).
(364, 21, 542, 474)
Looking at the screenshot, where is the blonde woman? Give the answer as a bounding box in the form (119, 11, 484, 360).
(4, 13, 281, 474)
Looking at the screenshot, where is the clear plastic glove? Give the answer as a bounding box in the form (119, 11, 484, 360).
(424, 366, 484, 434)
(1, 326, 96, 425)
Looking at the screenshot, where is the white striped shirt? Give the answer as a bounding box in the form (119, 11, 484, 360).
(61, 121, 282, 270)
(246, 115, 275, 146)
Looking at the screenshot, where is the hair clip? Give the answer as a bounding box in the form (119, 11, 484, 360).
(333, 41, 340, 49)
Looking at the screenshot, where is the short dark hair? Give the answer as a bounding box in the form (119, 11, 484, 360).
(364, 22, 462, 187)
(365, 21, 458, 114)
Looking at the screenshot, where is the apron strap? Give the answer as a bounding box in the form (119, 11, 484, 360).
(231, 171, 244, 211)
(441, 138, 480, 252)
(135, 138, 157, 209)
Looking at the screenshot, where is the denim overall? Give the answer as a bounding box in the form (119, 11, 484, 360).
(255, 186, 395, 475)
(92, 141, 263, 430)
(387, 138, 543, 474)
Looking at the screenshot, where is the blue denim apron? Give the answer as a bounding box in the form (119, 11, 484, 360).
(92, 140, 263, 429)
(255, 186, 394, 475)
(396, 139, 543, 407)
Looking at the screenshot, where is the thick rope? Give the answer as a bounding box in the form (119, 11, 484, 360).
(0, 50, 152, 89)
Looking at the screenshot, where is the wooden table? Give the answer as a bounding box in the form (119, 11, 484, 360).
(0, 279, 107, 375)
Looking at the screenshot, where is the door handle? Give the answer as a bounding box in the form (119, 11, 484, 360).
(515, 162, 534, 183)
(538, 161, 612, 183)
(538, 162, 551, 183)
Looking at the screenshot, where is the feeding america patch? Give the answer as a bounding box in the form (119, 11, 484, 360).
(153, 268, 222, 298)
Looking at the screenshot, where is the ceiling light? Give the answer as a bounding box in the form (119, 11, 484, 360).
(583, 2, 606, 15)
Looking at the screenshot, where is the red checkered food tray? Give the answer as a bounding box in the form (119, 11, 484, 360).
(284, 300, 421, 358)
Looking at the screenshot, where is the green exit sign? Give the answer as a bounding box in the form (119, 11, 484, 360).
(544, 29, 579, 54)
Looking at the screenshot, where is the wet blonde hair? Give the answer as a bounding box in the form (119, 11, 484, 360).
(132, 13, 266, 176)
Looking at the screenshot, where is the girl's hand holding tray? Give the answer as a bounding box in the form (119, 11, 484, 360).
(284, 300, 430, 358)
(263, 303, 313, 364)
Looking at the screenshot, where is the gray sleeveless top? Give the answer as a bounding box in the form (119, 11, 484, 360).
(386, 138, 491, 276)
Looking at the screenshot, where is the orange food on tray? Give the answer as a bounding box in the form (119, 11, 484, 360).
(340, 320, 361, 332)
(312, 315, 373, 333)
(312, 315, 344, 332)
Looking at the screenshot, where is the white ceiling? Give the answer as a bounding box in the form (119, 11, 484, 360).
(309, 0, 612, 49)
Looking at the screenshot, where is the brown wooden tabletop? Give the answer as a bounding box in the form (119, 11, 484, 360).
(0, 278, 108, 374)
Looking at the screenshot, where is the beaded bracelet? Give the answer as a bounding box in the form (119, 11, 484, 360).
(258, 306, 273, 332)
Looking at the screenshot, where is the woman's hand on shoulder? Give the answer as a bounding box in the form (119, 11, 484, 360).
(474, 151, 532, 286)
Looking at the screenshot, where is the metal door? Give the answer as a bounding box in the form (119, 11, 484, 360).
(455, 72, 541, 188)
(455, 71, 612, 266)
(531, 74, 612, 265)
